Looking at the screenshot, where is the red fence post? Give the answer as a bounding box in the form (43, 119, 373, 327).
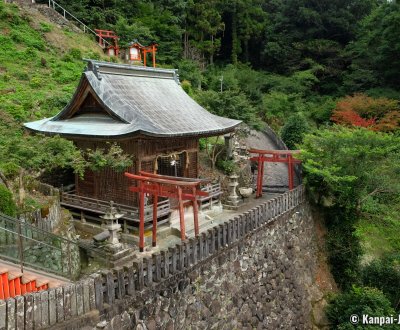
(139, 181, 145, 252)
(152, 192, 158, 247)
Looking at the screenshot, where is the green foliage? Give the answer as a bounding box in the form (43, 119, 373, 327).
(0, 185, 16, 216)
(301, 127, 400, 290)
(280, 114, 310, 149)
(344, 2, 400, 91)
(300, 127, 400, 210)
(39, 21, 52, 33)
(361, 255, 400, 310)
(85, 143, 133, 172)
(195, 89, 263, 129)
(326, 286, 396, 330)
(326, 210, 363, 290)
(216, 159, 237, 175)
(177, 60, 203, 90)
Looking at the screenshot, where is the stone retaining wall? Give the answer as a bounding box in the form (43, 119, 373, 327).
(18, 183, 62, 233)
(1, 186, 311, 329)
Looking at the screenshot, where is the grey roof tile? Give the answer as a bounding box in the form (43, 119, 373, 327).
(24, 60, 241, 138)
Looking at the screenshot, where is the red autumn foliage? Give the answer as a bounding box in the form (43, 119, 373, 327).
(331, 110, 376, 128)
(331, 94, 400, 131)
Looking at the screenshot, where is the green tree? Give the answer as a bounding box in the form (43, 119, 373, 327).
(280, 113, 310, 149)
(300, 127, 400, 210)
(362, 255, 400, 310)
(195, 89, 262, 129)
(344, 2, 400, 91)
(326, 286, 397, 329)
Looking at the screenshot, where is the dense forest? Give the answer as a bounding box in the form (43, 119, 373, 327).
(1, 0, 400, 327)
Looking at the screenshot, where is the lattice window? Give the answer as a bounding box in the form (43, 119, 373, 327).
(156, 153, 186, 177)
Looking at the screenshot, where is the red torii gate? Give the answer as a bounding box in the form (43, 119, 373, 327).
(94, 29, 119, 55)
(249, 149, 301, 198)
(125, 171, 209, 252)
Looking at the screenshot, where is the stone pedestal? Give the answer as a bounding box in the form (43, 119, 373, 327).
(223, 174, 242, 210)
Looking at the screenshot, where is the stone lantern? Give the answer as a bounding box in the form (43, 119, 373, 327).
(224, 174, 241, 209)
(100, 201, 124, 246)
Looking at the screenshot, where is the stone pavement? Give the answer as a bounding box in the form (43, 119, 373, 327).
(245, 129, 290, 187)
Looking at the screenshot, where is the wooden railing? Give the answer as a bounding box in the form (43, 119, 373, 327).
(60, 192, 171, 232)
(47, 0, 111, 48)
(0, 213, 78, 280)
(199, 183, 223, 210)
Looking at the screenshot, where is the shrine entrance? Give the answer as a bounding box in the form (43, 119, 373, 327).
(125, 171, 209, 252)
(249, 149, 301, 198)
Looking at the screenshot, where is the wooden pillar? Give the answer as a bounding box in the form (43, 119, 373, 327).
(139, 181, 145, 252)
(152, 192, 158, 247)
(143, 50, 147, 67)
(256, 154, 263, 198)
(177, 187, 186, 241)
(288, 154, 294, 190)
(152, 45, 156, 68)
(192, 187, 199, 237)
(260, 155, 265, 195)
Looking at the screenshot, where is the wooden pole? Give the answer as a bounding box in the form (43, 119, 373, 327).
(256, 154, 263, 198)
(192, 187, 199, 237)
(152, 45, 156, 68)
(143, 50, 147, 67)
(288, 154, 293, 190)
(177, 187, 186, 241)
(139, 181, 145, 252)
(260, 155, 265, 195)
(152, 193, 158, 247)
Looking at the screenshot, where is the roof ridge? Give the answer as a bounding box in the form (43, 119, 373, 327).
(83, 59, 179, 82)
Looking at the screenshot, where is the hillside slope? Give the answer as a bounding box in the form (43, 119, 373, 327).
(0, 2, 105, 127)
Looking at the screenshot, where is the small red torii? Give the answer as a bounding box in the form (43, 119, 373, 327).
(125, 171, 209, 252)
(95, 29, 119, 56)
(249, 149, 301, 198)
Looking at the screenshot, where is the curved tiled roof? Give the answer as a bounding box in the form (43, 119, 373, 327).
(24, 60, 241, 138)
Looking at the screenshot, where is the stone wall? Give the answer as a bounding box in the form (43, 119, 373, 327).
(98, 203, 315, 330)
(1, 186, 317, 329)
(18, 183, 62, 232)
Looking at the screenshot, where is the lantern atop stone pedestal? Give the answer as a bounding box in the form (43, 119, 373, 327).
(100, 201, 124, 246)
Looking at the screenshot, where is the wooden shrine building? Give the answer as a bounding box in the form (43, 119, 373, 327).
(24, 60, 241, 208)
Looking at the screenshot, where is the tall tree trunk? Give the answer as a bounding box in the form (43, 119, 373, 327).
(183, 30, 189, 59)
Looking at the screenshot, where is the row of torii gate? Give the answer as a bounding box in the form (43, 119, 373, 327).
(125, 149, 300, 252)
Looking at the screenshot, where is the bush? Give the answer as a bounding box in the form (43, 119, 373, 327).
(326, 210, 363, 290)
(0, 185, 16, 216)
(362, 254, 400, 310)
(326, 286, 396, 329)
(216, 159, 237, 175)
(280, 113, 309, 149)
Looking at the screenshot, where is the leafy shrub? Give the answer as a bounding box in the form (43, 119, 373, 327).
(280, 113, 309, 149)
(181, 80, 193, 95)
(0, 185, 16, 216)
(331, 94, 400, 132)
(361, 254, 400, 310)
(326, 286, 396, 329)
(216, 159, 237, 175)
(195, 90, 263, 129)
(326, 211, 363, 290)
